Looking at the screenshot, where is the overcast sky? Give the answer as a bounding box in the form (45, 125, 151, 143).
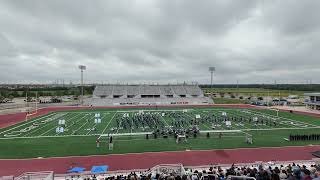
(0, 0, 319, 84)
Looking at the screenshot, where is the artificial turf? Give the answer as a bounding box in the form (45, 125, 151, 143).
(0, 107, 320, 159)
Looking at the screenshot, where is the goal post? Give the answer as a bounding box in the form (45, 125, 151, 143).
(269, 107, 280, 117)
(25, 102, 38, 121)
(25, 92, 39, 121)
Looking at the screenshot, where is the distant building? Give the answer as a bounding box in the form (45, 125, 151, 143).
(304, 93, 320, 110)
(286, 95, 303, 106)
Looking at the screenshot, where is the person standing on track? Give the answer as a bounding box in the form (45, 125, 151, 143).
(96, 138, 100, 148)
(109, 136, 113, 150)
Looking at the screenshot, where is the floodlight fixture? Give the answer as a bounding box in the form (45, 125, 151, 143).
(79, 65, 86, 71)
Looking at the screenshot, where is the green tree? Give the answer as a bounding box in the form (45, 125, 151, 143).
(56, 91, 64, 97)
(8, 95, 14, 101)
(0, 95, 4, 102)
(63, 90, 69, 96)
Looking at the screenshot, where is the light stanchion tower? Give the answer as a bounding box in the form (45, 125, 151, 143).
(78, 65, 86, 106)
(209, 67, 215, 92)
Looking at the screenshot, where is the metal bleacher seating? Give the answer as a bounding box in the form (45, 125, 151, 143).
(88, 84, 212, 106)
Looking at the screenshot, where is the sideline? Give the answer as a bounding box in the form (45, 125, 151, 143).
(0, 144, 319, 161)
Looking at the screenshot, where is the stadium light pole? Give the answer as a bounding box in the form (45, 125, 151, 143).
(78, 65, 86, 106)
(209, 66, 215, 89)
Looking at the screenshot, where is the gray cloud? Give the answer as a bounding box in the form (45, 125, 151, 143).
(0, 0, 319, 84)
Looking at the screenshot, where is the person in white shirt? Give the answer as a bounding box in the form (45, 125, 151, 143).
(279, 170, 287, 180)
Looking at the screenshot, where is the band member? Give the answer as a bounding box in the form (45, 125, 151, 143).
(96, 138, 100, 148)
(109, 136, 113, 150)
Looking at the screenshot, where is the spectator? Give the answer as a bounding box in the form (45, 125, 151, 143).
(279, 170, 288, 180)
(302, 169, 312, 180)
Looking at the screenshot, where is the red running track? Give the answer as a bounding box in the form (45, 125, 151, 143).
(0, 146, 319, 176)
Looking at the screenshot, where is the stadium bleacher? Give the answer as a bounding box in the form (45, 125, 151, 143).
(86, 85, 212, 106)
(10, 159, 320, 180)
(170, 85, 187, 96)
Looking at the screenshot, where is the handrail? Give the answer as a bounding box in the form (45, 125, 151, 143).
(4, 159, 320, 180)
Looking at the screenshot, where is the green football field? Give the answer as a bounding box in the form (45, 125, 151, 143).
(0, 107, 320, 159)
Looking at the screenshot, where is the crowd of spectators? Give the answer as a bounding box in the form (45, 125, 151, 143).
(187, 163, 320, 180)
(67, 162, 320, 180)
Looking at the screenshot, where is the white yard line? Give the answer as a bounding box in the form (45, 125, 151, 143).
(101, 111, 117, 135)
(1, 126, 319, 140)
(40, 113, 86, 137)
(54, 113, 88, 136)
(168, 115, 179, 128)
(127, 112, 133, 134)
(72, 122, 89, 134)
(225, 110, 262, 130)
(24, 113, 72, 137)
(241, 126, 320, 131)
(234, 109, 318, 130)
(116, 109, 189, 113)
(195, 110, 320, 134)
(130, 113, 133, 134)
(204, 110, 227, 131)
(246, 109, 317, 127)
(66, 113, 95, 135)
(232, 110, 273, 130)
(86, 113, 108, 135)
(195, 111, 215, 130)
(0, 113, 56, 135)
(160, 115, 170, 127)
(115, 113, 123, 134)
(151, 116, 157, 129)
(87, 123, 98, 135)
(183, 113, 198, 127)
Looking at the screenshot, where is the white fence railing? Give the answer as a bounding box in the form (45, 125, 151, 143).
(3, 158, 320, 180)
(14, 171, 54, 180)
